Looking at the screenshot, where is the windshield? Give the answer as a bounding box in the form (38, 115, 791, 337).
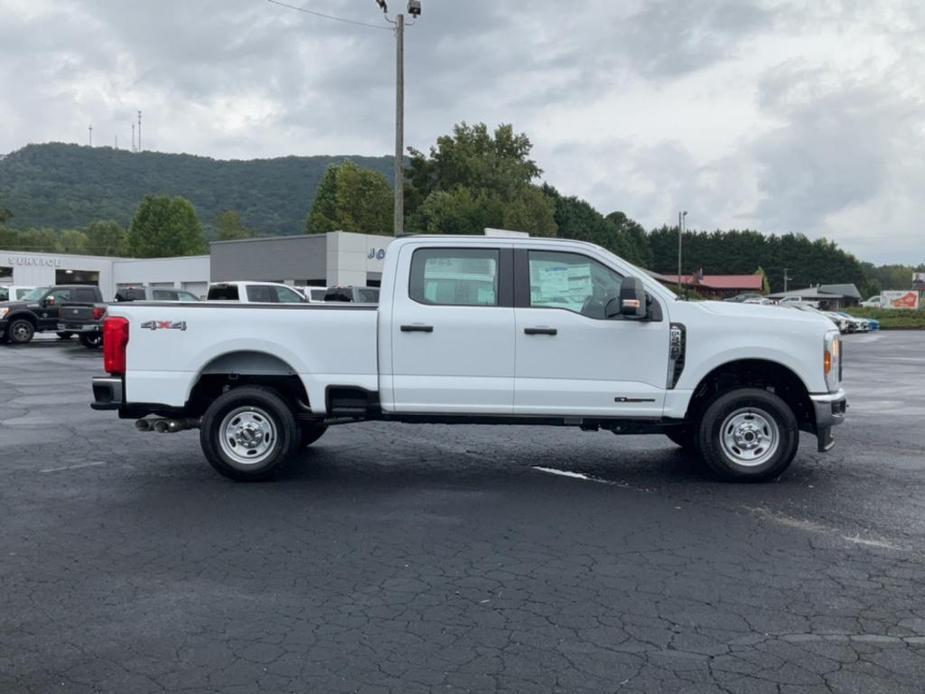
(21, 287, 49, 301)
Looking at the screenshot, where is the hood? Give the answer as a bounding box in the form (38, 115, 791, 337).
(690, 300, 837, 330)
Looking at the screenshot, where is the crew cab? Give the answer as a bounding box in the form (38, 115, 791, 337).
(60, 287, 202, 348)
(91, 236, 847, 483)
(1, 285, 103, 344)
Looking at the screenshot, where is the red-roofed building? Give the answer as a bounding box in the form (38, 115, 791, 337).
(648, 271, 765, 299)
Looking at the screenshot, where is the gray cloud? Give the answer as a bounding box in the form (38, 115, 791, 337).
(0, 0, 923, 263)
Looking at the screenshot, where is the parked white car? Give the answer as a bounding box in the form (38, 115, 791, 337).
(206, 281, 306, 304)
(91, 235, 846, 484)
(860, 295, 881, 308)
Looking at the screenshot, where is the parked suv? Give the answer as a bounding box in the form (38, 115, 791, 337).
(0, 285, 103, 344)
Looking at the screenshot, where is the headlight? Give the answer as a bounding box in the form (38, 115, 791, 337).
(824, 331, 841, 391)
(0, 308, 8, 320)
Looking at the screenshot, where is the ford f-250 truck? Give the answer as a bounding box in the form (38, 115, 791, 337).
(90, 235, 846, 482)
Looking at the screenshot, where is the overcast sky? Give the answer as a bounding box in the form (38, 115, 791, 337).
(1, 0, 922, 264)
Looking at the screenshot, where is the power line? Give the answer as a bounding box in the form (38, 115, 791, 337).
(265, 0, 391, 31)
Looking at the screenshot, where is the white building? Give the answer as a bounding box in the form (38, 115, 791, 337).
(0, 231, 392, 300)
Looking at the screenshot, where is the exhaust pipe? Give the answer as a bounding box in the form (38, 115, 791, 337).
(136, 417, 201, 433)
(153, 419, 170, 433)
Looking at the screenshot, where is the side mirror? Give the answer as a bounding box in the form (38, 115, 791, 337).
(44, 296, 56, 307)
(618, 278, 647, 320)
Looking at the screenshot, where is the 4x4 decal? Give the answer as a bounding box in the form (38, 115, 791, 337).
(140, 320, 187, 331)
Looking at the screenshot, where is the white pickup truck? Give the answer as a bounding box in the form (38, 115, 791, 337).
(91, 235, 846, 482)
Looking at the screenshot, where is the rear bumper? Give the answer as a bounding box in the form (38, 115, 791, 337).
(810, 388, 847, 452)
(91, 376, 123, 411)
(59, 322, 99, 334)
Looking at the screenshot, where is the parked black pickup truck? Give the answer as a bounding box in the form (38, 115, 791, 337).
(0, 285, 103, 345)
(60, 286, 201, 348)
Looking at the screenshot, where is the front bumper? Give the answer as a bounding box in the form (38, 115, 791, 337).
(810, 388, 847, 452)
(91, 376, 123, 411)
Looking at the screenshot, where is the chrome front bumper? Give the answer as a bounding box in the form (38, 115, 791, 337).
(810, 388, 847, 452)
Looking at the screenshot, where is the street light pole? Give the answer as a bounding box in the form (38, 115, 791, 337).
(677, 210, 687, 295)
(783, 268, 791, 293)
(393, 12, 404, 236)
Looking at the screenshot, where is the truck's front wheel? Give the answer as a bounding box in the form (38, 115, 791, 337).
(697, 388, 798, 482)
(200, 386, 300, 482)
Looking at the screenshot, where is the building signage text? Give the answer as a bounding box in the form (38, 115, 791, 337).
(6, 255, 63, 268)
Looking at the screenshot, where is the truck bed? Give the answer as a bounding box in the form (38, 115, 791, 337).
(107, 302, 380, 413)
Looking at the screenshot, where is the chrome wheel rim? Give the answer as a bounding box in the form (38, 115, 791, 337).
(219, 406, 278, 467)
(720, 407, 779, 467)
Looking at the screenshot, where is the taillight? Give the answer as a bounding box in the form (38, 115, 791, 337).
(103, 317, 129, 375)
(92, 306, 106, 320)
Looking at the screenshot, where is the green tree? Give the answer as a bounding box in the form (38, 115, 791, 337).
(85, 220, 128, 256)
(0, 207, 12, 225)
(306, 161, 393, 235)
(58, 229, 88, 254)
(605, 211, 652, 268)
(128, 195, 207, 258)
(405, 122, 556, 237)
(215, 210, 254, 241)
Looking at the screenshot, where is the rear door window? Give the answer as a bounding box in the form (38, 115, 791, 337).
(0, 288, 7, 301)
(409, 248, 500, 306)
(246, 285, 276, 303)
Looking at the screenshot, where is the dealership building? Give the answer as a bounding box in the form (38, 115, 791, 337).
(0, 231, 389, 300)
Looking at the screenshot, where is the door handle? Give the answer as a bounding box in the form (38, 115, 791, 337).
(524, 327, 557, 336)
(401, 324, 434, 333)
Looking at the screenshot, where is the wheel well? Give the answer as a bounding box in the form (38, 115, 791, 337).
(186, 351, 310, 417)
(686, 359, 814, 431)
(9, 312, 37, 326)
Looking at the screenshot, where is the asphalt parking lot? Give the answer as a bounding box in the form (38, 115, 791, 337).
(2, 332, 925, 693)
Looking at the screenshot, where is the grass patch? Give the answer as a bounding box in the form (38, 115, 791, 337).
(846, 307, 925, 330)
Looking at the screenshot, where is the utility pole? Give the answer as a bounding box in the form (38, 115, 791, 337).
(88, 125, 93, 147)
(132, 122, 136, 152)
(393, 12, 404, 236)
(783, 268, 792, 293)
(677, 210, 687, 295)
(137, 110, 142, 151)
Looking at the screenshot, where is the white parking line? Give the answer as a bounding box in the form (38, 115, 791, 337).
(40, 461, 107, 473)
(533, 466, 614, 485)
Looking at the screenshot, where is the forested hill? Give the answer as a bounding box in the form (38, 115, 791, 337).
(0, 143, 395, 235)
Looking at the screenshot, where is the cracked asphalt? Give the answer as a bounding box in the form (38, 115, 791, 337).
(2, 331, 924, 693)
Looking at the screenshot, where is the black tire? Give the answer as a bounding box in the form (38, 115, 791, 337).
(79, 332, 102, 348)
(200, 386, 300, 482)
(57, 332, 74, 340)
(665, 427, 697, 451)
(8, 318, 35, 345)
(300, 423, 328, 448)
(697, 388, 799, 482)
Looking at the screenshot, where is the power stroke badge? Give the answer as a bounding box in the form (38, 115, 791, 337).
(140, 320, 187, 331)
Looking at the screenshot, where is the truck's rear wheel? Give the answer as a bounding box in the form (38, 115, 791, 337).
(300, 423, 328, 448)
(697, 388, 798, 482)
(200, 386, 300, 482)
(8, 319, 34, 344)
